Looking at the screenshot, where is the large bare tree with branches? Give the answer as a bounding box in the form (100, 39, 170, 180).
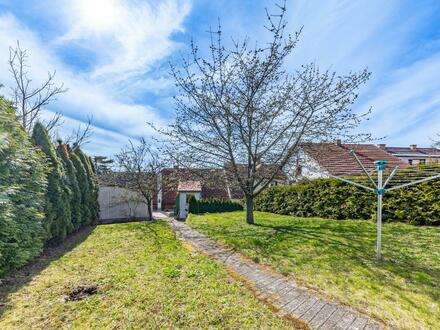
(8, 41, 67, 132)
(156, 2, 371, 224)
(115, 138, 164, 221)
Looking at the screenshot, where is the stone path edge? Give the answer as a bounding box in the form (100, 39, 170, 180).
(169, 219, 390, 330)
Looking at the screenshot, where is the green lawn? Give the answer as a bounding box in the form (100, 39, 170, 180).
(0, 221, 292, 329)
(187, 211, 440, 330)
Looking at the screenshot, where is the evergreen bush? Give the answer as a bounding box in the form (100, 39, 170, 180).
(255, 175, 440, 225)
(57, 143, 82, 231)
(32, 123, 73, 241)
(71, 150, 92, 225)
(0, 98, 47, 276)
(188, 196, 243, 214)
(75, 148, 99, 224)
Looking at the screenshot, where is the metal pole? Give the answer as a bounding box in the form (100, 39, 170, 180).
(376, 176, 382, 262)
(374, 160, 387, 262)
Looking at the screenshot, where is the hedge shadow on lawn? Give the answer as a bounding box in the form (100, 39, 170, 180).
(0, 225, 96, 318)
(206, 218, 439, 302)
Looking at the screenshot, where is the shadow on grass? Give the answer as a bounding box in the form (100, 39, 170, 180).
(0, 225, 96, 318)
(201, 218, 439, 301)
(256, 221, 439, 299)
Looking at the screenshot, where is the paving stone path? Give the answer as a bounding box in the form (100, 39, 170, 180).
(169, 219, 386, 330)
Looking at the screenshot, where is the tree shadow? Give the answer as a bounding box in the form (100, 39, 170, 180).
(206, 219, 439, 301)
(257, 221, 439, 297)
(0, 225, 96, 318)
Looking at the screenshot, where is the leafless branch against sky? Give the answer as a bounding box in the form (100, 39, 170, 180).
(155, 1, 371, 224)
(8, 41, 67, 132)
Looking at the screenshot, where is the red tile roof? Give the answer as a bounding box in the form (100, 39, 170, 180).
(177, 181, 202, 192)
(303, 143, 407, 176)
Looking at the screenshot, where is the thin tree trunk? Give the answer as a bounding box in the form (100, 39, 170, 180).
(147, 199, 153, 221)
(245, 195, 254, 225)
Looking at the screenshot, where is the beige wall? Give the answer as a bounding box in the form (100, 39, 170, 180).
(99, 186, 149, 220)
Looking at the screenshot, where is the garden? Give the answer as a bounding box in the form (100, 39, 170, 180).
(0, 221, 292, 329)
(187, 211, 440, 330)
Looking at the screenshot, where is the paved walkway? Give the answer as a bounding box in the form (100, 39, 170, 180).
(169, 219, 385, 330)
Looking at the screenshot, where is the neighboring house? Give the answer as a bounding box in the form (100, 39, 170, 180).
(155, 168, 233, 212)
(379, 144, 440, 165)
(155, 165, 289, 212)
(296, 140, 407, 179)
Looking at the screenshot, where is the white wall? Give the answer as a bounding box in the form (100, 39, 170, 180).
(99, 186, 149, 220)
(295, 149, 329, 180)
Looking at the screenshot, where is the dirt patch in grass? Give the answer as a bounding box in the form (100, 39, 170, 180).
(64, 285, 98, 302)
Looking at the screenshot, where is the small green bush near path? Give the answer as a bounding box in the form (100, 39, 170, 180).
(255, 175, 440, 225)
(187, 211, 440, 330)
(188, 195, 243, 214)
(0, 221, 291, 329)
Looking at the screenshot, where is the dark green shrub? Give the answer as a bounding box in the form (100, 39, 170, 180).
(32, 123, 73, 241)
(188, 196, 243, 214)
(57, 143, 82, 231)
(71, 150, 92, 225)
(0, 98, 47, 277)
(255, 175, 440, 225)
(74, 149, 99, 224)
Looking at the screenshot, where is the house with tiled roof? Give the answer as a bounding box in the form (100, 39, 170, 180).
(155, 165, 289, 212)
(296, 140, 407, 179)
(378, 144, 440, 165)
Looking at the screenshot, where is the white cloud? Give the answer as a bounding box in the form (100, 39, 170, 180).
(0, 0, 191, 157)
(360, 53, 440, 145)
(45, 114, 135, 157)
(1, 0, 439, 155)
(58, 0, 191, 79)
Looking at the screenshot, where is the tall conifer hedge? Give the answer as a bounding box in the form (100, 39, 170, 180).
(0, 98, 47, 276)
(32, 123, 73, 241)
(57, 143, 82, 231)
(70, 150, 92, 226)
(75, 148, 99, 224)
(0, 100, 99, 277)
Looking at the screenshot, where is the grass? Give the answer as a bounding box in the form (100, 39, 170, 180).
(187, 211, 440, 330)
(0, 221, 292, 329)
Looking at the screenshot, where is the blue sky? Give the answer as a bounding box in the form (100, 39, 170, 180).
(0, 0, 439, 157)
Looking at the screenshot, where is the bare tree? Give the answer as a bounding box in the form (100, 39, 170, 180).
(115, 138, 164, 220)
(8, 41, 67, 132)
(156, 1, 371, 224)
(65, 116, 94, 149)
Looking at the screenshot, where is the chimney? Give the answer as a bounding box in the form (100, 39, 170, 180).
(376, 144, 386, 150)
(410, 144, 417, 150)
(335, 139, 342, 146)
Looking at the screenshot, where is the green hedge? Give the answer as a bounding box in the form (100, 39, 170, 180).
(255, 175, 440, 226)
(57, 143, 82, 231)
(0, 98, 47, 277)
(0, 97, 100, 277)
(188, 196, 243, 214)
(33, 123, 73, 241)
